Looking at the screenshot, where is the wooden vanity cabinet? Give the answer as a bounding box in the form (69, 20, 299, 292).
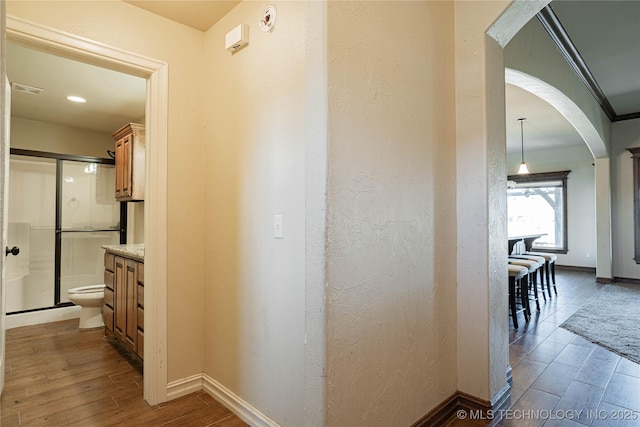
(113, 123, 145, 202)
(104, 252, 144, 360)
(137, 264, 144, 359)
(103, 253, 115, 333)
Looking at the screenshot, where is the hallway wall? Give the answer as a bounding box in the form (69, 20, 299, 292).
(325, 2, 457, 425)
(202, 2, 309, 425)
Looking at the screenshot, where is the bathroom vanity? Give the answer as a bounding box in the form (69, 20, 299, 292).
(103, 244, 144, 360)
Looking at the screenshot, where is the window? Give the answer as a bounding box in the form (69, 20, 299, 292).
(507, 171, 570, 253)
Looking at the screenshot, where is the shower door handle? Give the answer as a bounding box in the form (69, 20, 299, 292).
(5, 246, 19, 257)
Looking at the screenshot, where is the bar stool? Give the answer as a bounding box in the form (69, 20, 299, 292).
(510, 254, 548, 299)
(525, 251, 558, 296)
(508, 264, 530, 328)
(508, 258, 540, 311)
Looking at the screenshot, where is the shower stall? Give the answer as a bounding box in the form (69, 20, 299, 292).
(6, 149, 125, 314)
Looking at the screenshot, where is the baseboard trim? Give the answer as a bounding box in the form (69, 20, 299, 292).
(6, 306, 80, 329)
(597, 277, 614, 284)
(166, 374, 204, 400)
(555, 265, 596, 273)
(166, 373, 280, 426)
(412, 387, 511, 427)
(614, 277, 640, 285)
(202, 374, 280, 427)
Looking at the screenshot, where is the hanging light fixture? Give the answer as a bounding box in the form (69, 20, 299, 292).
(517, 117, 530, 174)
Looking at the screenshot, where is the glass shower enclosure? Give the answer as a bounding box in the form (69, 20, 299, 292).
(6, 150, 124, 313)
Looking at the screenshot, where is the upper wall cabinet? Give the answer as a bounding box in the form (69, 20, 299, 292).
(113, 123, 145, 202)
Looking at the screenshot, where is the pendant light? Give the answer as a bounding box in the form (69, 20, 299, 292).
(517, 118, 530, 174)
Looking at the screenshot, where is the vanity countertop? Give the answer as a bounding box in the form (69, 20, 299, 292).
(102, 244, 144, 262)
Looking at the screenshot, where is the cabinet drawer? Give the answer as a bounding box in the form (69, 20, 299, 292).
(104, 253, 115, 272)
(137, 307, 144, 330)
(104, 287, 114, 308)
(104, 271, 114, 290)
(137, 284, 144, 308)
(138, 263, 144, 284)
(103, 305, 114, 332)
(137, 329, 144, 359)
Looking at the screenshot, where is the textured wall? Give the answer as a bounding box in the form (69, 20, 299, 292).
(326, 2, 457, 425)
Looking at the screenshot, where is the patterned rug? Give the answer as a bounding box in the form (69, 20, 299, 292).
(560, 283, 640, 365)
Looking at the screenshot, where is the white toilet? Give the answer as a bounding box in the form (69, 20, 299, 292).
(67, 285, 106, 329)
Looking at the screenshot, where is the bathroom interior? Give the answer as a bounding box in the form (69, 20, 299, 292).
(5, 41, 146, 331)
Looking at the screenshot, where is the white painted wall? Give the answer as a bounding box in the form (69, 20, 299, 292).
(508, 145, 596, 268)
(326, 2, 457, 425)
(611, 119, 640, 279)
(202, 2, 309, 425)
(10, 117, 113, 157)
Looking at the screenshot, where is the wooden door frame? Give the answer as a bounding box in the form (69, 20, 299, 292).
(6, 16, 169, 405)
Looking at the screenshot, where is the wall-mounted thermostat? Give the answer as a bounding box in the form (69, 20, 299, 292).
(225, 24, 249, 52)
(260, 5, 277, 32)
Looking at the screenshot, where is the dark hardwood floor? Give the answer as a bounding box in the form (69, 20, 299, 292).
(448, 267, 640, 426)
(0, 320, 247, 426)
(4, 269, 640, 426)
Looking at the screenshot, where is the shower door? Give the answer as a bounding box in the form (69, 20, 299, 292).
(7, 152, 122, 313)
(58, 160, 120, 304)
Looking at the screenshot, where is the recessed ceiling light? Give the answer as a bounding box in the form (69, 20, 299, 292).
(67, 95, 87, 103)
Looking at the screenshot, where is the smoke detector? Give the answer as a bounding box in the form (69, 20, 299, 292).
(11, 82, 45, 95)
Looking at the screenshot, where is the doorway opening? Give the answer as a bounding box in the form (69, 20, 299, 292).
(5, 16, 168, 405)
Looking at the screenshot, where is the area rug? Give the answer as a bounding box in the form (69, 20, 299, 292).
(560, 283, 640, 365)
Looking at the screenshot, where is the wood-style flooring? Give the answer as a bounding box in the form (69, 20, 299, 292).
(0, 320, 247, 426)
(4, 269, 640, 426)
(448, 268, 640, 426)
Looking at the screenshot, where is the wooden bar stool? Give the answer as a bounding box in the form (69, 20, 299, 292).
(509, 258, 540, 311)
(508, 264, 530, 328)
(525, 251, 558, 296)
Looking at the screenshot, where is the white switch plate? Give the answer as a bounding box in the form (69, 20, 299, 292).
(274, 214, 284, 238)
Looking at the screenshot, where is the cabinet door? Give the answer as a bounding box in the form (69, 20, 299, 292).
(115, 138, 124, 199)
(114, 257, 126, 341)
(115, 134, 132, 200)
(124, 259, 138, 352)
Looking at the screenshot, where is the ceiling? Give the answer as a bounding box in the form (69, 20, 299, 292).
(7, 41, 146, 134)
(506, 1, 640, 155)
(123, 1, 239, 32)
(6, 1, 640, 155)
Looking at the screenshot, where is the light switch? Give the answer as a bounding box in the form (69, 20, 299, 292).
(274, 214, 284, 239)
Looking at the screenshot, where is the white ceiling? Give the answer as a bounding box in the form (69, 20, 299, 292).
(6, 1, 638, 156)
(505, 84, 584, 154)
(7, 41, 146, 134)
(123, 0, 240, 32)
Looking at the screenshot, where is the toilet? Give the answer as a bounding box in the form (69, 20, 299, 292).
(67, 285, 105, 329)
